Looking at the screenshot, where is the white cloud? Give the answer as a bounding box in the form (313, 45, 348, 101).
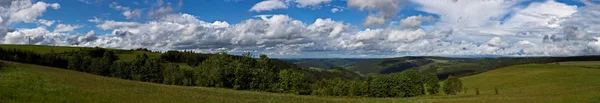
(3, 0, 600, 58)
(54, 24, 82, 33)
(503, 0, 578, 29)
(9, 0, 60, 24)
(363, 15, 386, 28)
(96, 20, 141, 30)
(250, 0, 288, 12)
(348, 0, 410, 27)
(294, 0, 331, 8)
(88, 17, 102, 23)
(110, 2, 142, 19)
(77, 0, 93, 4)
(411, 0, 521, 28)
(37, 19, 55, 26)
(0, 0, 59, 41)
(399, 15, 434, 28)
(122, 9, 142, 19)
(331, 8, 341, 13)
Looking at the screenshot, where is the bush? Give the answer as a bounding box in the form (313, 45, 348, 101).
(494, 87, 499, 95)
(443, 75, 463, 95)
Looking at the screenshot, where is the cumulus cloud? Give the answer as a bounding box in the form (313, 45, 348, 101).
(3, 27, 73, 45)
(8, 0, 60, 24)
(3, 0, 600, 58)
(37, 19, 55, 26)
(250, 0, 288, 12)
(294, 0, 331, 8)
(54, 24, 82, 33)
(250, 0, 334, 12)
(0, 0, 59, 41)
(110, 2, 142, 19)
(412, 0, 521, 28)
(331, 8, 342, 13)
(399, 15, 434, 28)
(363, 15, 386, 28)
(348, 0, 409, 27)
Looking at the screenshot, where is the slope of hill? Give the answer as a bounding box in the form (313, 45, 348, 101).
(289, 56, 600, 79)
(453, 63, 600, 103)
(2, 61, 600, 103)
(0, 61, 370, 103)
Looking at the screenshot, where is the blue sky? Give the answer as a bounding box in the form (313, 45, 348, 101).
(1, 0, 600, 58)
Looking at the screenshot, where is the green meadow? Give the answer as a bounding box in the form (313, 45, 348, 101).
(1, 60, 599, 103)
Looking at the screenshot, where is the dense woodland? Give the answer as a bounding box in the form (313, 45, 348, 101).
(0, 47, 469, 97)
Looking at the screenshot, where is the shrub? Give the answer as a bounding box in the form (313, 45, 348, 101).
(494, 87, 499, 95)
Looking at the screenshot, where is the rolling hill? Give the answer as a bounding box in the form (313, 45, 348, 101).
(288, 56, 600, 79)
(1, 60, 599, 103)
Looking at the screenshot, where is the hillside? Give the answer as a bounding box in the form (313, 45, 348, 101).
(2, 61, 599, 103)
(0, 61, 367, 103)
(289, 56, 600, 79)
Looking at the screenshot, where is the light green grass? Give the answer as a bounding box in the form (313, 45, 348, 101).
(453, 63, 600, 103)
(1, 61, 600, 103)
(558, 61, 600, 66)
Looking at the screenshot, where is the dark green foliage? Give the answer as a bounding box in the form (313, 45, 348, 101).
(277, 69, 310, 95)
(311, 78, 368, 96)
(162, 64, 195, 86)
(161, 50, 209, 66)
(425, 73, 440, 95)
(401, 70, 424, 97)
(0, 47, 68, 68)
(444, 75, 463, 95)
(0, 61, 4, 70)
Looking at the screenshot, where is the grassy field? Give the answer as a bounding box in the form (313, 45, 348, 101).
(558, 61, 600, 66)
(1, 60, 599, 103)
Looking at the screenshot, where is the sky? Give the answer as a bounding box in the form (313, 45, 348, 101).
(1, 0, 600, 58)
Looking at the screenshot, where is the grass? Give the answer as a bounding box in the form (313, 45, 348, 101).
(0, 61, 400, 103)
(454, 63, 600, 103)
(558, 61, 600, 66)
(558, 61, 600, 69)
(2, 61, 600, 103)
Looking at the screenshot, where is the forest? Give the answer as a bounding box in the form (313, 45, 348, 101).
(0, 47, 464, 97)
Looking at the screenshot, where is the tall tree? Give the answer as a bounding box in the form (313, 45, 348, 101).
(425, 73, 440, 95)
(443, 75, 463, 95)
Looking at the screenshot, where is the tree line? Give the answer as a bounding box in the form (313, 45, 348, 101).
(0, 47, 464, 97)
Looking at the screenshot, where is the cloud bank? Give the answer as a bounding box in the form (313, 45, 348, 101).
(2, 0, 600, 58)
